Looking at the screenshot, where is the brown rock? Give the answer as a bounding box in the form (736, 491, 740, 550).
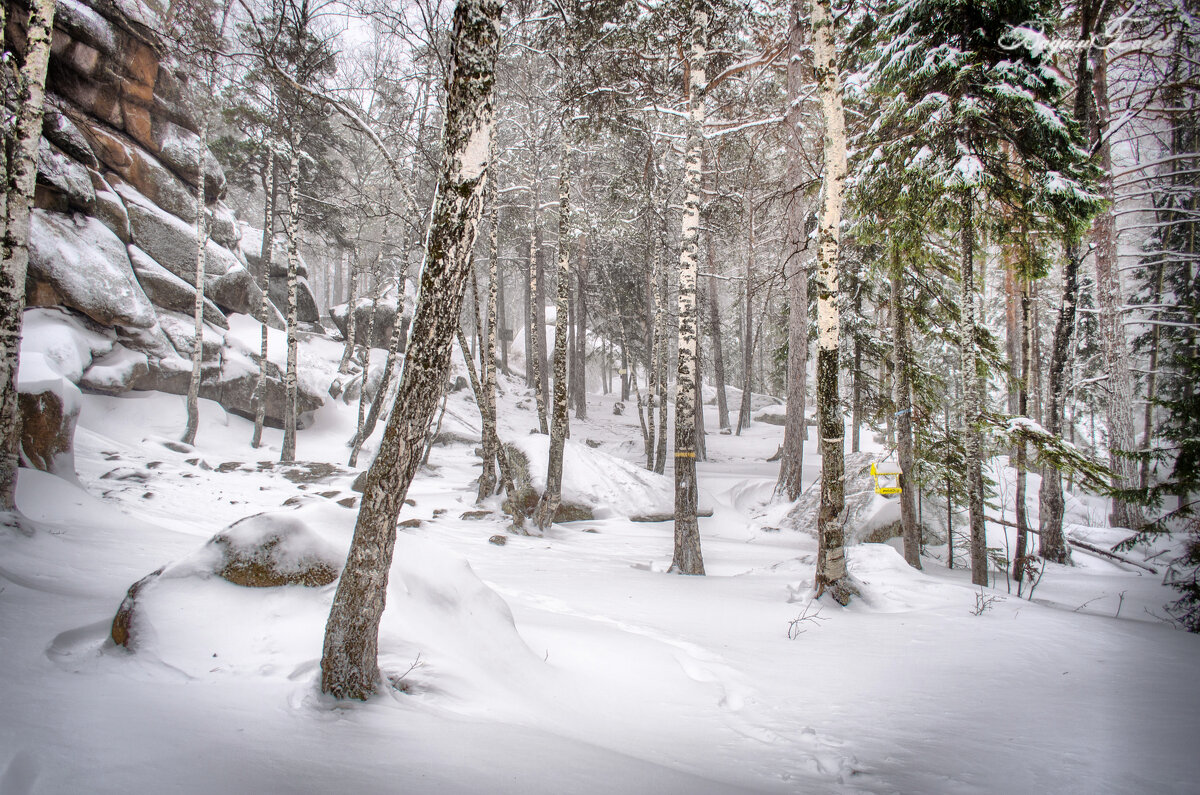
(111, 566, 164, 648)
(18, 377, 81, 478)
(210, 513, 340, 588)
(488, 535, 507, 546)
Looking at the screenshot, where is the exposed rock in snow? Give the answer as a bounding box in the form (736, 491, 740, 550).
(155, 309, 225, 363)
(41, 103, 99, 169)
(127, 245, 228, 329)
(82, 122, 199, 223)
(150, 117, 226, 199)
(329, 290, 407, 350)
(80, 343, 150, 395)
(117, 182, 243, 287)
(753, 404, 787, 426)
(504, 435, 714, 522)
(211, 265, 265, 318)
(28, 209, 156, 329)
(17, 353, 83, 480)
(208, 203, 239, 249)
(208, 511, 342, 587)
(269, 274, 321, 325)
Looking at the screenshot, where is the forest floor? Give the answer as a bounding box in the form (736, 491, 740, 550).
(2, 331, 1198, 794)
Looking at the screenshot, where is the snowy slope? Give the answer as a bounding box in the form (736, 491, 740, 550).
(3, 313, 1198, 794)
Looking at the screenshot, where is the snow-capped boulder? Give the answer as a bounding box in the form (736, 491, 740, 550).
(781, 451, 929, 544)
(80, 343, 149, 395)
(210, 264, 264, 317)
(17, 353, 82, 480)
(149, 117, 226, 200)
(753, 404, 787, 426)
(208, 512, 342, 588)
(329, 292, 407, 350)
(28, 209, 156, 330)
(117, 182, 240, 283)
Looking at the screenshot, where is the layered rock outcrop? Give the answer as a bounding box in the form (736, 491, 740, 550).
(8, 0, 324, 421)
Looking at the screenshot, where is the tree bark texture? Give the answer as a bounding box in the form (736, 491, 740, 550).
(0, 0, 56, 509)
(320, 0, 501, 700)
(537, 164, 571, 531)
(183, 116, 210, 446)
(777, 10, 812, 499)
(811, 0, 853, 602)
(478, 194, 501, 499)
(280, 132, 302, 464)
(252, 149, 277, 449)
(527, 196, 548, 433)
(891, 267, 920, 569)
(670, 1, 707, 576)
(959, 191, 988, 587)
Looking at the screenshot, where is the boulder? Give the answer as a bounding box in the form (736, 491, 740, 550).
(269, 274, 320, 324)
(117, 182, 244, 291)
(155, 309, 225, 363)
(127, 245, 228, 328)
(27, 209, 156, 329)
(329, 293, 404, 350)
(753, 405, 787, 426)
(17, 353, 82, 480)
(207, 511, 341, 587)
(208, 202, 239, 249)
(209, 265, 264, 317)
(79, 343, 149, 394)
(150, 117, 226, 200)
(110, 566, 163, 648)
(502, 443, 594, 523)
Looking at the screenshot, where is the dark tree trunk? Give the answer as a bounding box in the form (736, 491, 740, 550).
(320, 0, 501, 700)
(891, 267, 920, 569)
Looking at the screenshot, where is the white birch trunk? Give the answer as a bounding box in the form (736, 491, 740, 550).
(251, 147, 276, 449)
(0, 0, 57, 509)
(669, 1, 707, 576)
(182, 116, 210, 446)
(537, 162, 571, 531)
(811, 0, 854, 602)
(280, 133, 301, 463)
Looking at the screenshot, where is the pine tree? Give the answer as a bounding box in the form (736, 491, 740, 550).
(863, 0, 1101, 585)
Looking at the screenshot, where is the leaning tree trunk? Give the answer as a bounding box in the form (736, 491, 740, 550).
(537, 163, 571, 531)
(321, 0, 501, 700)
(891, 265, 920, 569)
(0, 0, 56, 510)
(959, 190, 988, 587)
(811, 0, 854, 603)
(669, 0, 707, 576)
(183, 115, 210, 446)
(251, 148, 277, 449)
(280, 130, 302, 464)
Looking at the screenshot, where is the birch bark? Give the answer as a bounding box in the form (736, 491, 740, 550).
(0, 0, 56, 509)
(321, 0, 501, 699)
(811, 0, 854, 602)
(669, 0, 707, 576)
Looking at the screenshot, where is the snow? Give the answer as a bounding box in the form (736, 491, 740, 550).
(21, 307, 115, 382)
(508, 433, 715, 520)
(3, 349, 1198, 793)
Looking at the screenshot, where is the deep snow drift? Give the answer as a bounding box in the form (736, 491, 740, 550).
(2, 317, 1198, 794)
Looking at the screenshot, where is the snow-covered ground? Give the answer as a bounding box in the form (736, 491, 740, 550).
(3, 324, 1198, 794)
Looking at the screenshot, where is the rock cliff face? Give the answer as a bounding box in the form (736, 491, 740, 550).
(8, 0, 323, 425)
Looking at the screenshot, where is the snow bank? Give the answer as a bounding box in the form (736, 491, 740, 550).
(507, 434, 713, 520)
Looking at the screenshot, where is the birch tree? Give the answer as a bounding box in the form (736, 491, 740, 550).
(321, 0, 501, 700)
(537, 158, 571, 531)
(0, 0, 56, 510)
(670, 0, 707, 576)
(810, 0, 854, 602)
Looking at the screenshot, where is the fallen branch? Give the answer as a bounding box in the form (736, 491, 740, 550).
(1068, 539, 1158, 574)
